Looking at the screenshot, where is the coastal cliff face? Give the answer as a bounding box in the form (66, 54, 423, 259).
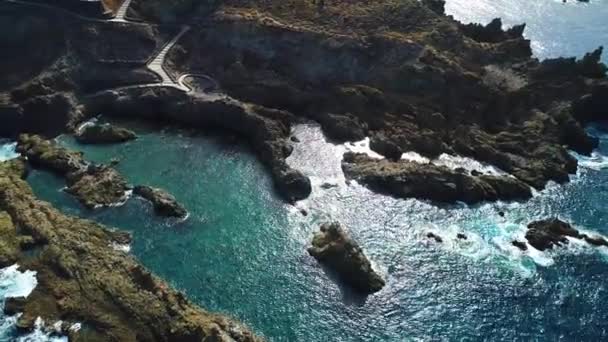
(1, 0, 606, 203)
(0, 160, 261, 341)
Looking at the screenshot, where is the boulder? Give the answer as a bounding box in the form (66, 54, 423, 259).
(308, 222, 385, 294)
(75, 123, 137, 144)
(133, 185, 187, 218)
(525, 218, 581, 251)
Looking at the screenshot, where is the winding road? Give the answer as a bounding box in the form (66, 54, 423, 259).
(2, 0, 221, 95)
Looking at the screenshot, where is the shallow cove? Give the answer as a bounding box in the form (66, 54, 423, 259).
(25, 120, 608, 340)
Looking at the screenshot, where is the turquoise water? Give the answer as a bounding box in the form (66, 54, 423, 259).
(445, 0, 608, 62)
(21, 121, 608, 340)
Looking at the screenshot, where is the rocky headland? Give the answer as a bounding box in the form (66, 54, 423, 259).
(16, 134, 131, 208)
(308, 222, 385, 294)
(342, 152, 532, 204)
(0, 159, 260, 341)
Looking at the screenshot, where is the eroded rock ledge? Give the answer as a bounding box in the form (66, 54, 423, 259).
(16, 134, 130, 208)
(0, 159, 261, 341)
(75, 123, 137, 144)
(520, 218, 608, 251)
(342, 152, 532, 204)
(308, 222, 385, 294)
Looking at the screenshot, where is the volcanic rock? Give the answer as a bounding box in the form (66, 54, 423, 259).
(133, 185, 187, 218)
(308, 222, 385, 294)
(75, 123, 137, 144)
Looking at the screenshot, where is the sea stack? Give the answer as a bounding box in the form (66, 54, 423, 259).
(308, 222, 385, 294)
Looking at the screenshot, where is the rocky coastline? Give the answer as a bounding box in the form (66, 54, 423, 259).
(0, 0, 607, 339)
(16, 134, 131, 208)
(0, 159, 261, 341)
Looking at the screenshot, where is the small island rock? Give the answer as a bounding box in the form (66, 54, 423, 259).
(308, 222, 385, 294)
(133, 185, 187, 218)
(75, 123, 137, 144)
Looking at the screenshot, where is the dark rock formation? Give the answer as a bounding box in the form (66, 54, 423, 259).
(526, 218, 608, 251)
(0, 159, 261, 341)
(75, 123, 137, 144)
(512, 240, 528, 251)
(460, 18, 526, 44)
(525, 218, 582, 250)
(133, 185, 187, 218)
(427, 232, 443, 243)
(3, 296, 27, 316)
(308, 222, 385, 294)
(16, 134, 130, 208)
(456, 233, 467, 240)
(342, 152, 532, 204)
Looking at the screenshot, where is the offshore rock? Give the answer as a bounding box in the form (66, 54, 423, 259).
(308, 222, 385, 294)
(75, 123, 137, 144)
(16, 134, 130, 208)
(526, 218, 582, 251)
(0, 159, 261, 341)
(526, 218, 608, 251)
(342, 152, 532, 204)
(133, 185, 187, 218)
(65, 164, 130, 209)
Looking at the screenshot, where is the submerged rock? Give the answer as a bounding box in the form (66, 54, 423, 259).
(75, 123, 137, 144)
(342, 152, 532, 204)
(511, 241, 528, 251)
(427, 232, 443, 243)
(133, 185, 187, 218)
(308, 222, 385, 294)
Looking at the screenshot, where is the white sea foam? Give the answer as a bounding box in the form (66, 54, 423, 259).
(344, 138, 384, 159)
(0, 265, 38, 299)
(572, 151, 608, 171)
(111, 242, 131, 253)
(76, 117, 98, 132)
(0, 141, 19, 162)
(14, 317, 68, 342)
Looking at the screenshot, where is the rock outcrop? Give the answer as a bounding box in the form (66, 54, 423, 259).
(133, 185, 187, 218)
(308, 222, 385, 294)
(16, 134, 130, 208)
(525, 218, 608, 251)
(0, 159, 261, 341)
(342, 152, 532, 204)
(75, 123, 137, 144)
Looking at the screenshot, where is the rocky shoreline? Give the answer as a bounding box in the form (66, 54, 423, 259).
(0, 0, 607, 339)
(0, 159, 261, 341)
